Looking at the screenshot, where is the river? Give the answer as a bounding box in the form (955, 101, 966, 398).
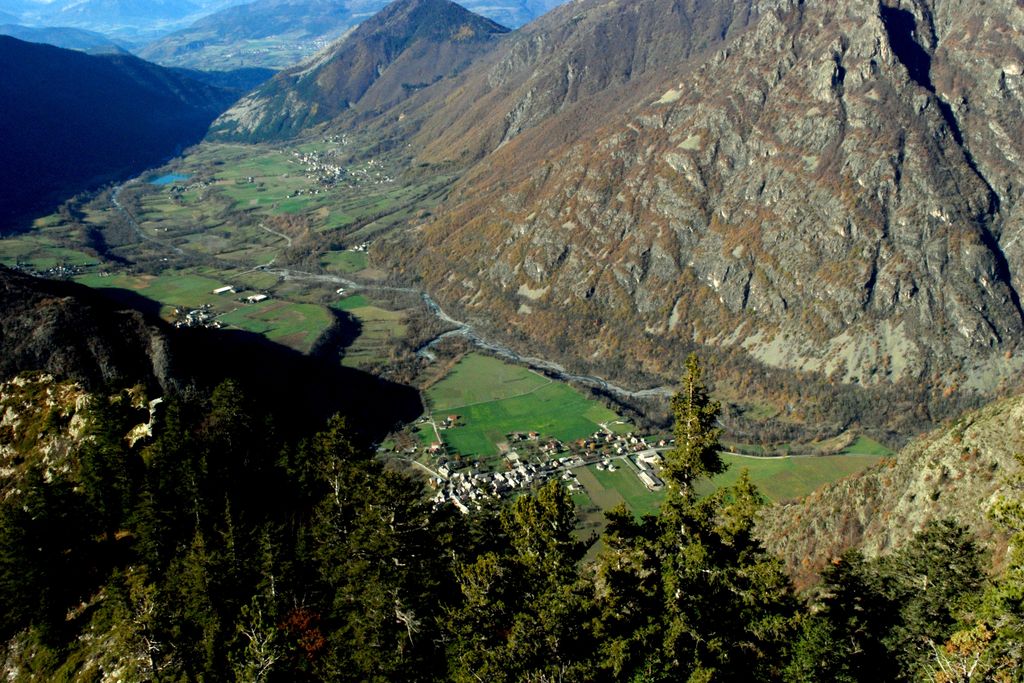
(264, 266, 674, 401)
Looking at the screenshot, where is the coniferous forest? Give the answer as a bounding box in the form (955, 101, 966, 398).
(2, 357, 1023, 682)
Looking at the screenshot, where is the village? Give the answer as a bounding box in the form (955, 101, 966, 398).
(416, 419, 672, 514)
(290, 148, 394, 192)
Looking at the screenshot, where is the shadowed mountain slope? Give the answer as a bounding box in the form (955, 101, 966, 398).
(0, 36, 238, 229)
(0, 265, 421, 439)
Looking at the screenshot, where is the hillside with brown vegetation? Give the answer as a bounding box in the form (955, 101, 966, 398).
(757, 392, 1024, 588)
(212, 0, 1024, 439)
(394, 0, 1024, 394)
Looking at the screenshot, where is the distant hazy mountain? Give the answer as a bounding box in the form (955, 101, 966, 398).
(4, 0, 251, 43)
(139, 0, 364, 69)
(140, 0, 566, 70)
(0, 36, 238, 228)
(0, 23, 128, 52)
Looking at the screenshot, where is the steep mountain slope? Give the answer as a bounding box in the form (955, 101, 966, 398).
(0, 36, 237, 228)
(211, 0, 510, 139)
(757, 392, 1024, 587)
(382, 0, 1024, 398)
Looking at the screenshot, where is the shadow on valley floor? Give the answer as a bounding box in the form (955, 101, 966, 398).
(0, 267, 421, 445)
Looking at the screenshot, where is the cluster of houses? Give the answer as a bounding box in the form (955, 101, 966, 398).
(167, 179, 213, 201)
(171, 304, 221, 329)
(427, 443, 670, 513)
(9, 262, 86, 279)
(290, 150, 394, 191)
(431, 455, 586, 513)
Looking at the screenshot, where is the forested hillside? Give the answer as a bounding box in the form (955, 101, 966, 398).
(3, 352, 1024, 681)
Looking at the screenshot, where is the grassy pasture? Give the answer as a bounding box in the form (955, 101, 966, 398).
(0, 233, 96, 270)
(74, 271, 228, 314)
(428, 354, 551, 411)
(841, 436, 894, 456)
(696, 453, 882, 503)
(574, 452, 882, 519)
(321, 251, 368, 274)
(577, 464, 666, 518)
(427, 355, 620, 457)
(217, 300, 332, 353)
(333, 295, 369, 310)
(331, 301, 407, 368)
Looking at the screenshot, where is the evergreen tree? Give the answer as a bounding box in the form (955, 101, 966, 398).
(662, 353, 726, 499)
(593, 355, 797, 682)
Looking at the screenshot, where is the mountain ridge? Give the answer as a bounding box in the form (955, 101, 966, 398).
(211, 0, 510, 139)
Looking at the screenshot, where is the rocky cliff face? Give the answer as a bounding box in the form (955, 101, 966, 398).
(757, 392, 1024, 588)
(394, 0, 1024, 395)
(0, 266, 174, 392)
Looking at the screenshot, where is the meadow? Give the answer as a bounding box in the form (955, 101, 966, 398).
(73, 269, 335, 353)
(217, 300, 333, 353)
(576, 452, 882, 519)
(426, 354, 620, 457)
(331, 297, 408, 368)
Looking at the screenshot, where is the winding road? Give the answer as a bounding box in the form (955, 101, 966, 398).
(111, 181, 185, 256)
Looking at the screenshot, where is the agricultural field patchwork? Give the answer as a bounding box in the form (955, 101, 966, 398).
(332, 298, 408, 368)
(73, 269, 335, 353)
(0, 227, 97, 272)
(426, 353, 621, 458)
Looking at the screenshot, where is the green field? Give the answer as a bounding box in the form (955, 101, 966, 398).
(428, 354, 552, 411)
(841, 436, 894, 456)
(321, 250, 368, 274)
(74, 271, 229, 313)
(333, 295, 369, 310)
(574, 451, 883, 520)
(0, 234, 96, 270)
(218, 300, 333, 353)
(332, 301, 407, 368)
(697, 453, 882, 502)
(577, 464, 665, 518)
(428, 355, 620, 457)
